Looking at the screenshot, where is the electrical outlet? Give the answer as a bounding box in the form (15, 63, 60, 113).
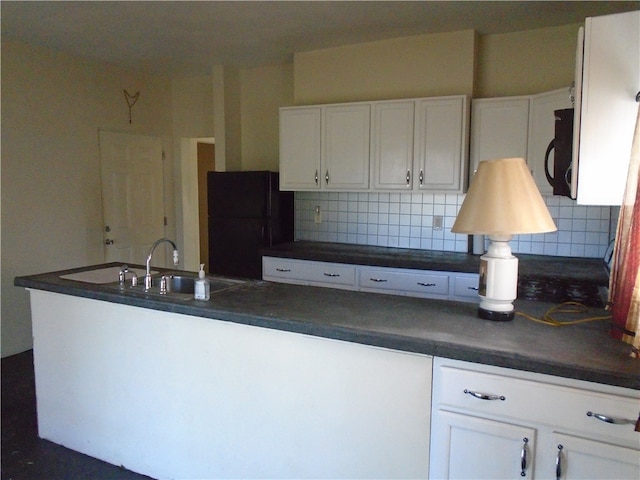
(314, 205, 322, 223)
(433, 215, 443, 230)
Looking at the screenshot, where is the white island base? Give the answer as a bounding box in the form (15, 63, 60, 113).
(29, 290, 432, 479)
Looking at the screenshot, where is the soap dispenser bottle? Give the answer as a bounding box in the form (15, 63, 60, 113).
(194, 264, 210, 300)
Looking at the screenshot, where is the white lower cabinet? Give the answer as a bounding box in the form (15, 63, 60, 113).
(262, 257, 356, 289)
(451, 273, 481, 302)
(430, 358, 640, 480)
(263, 257, 479, 303)
(359, 267, 449, 299)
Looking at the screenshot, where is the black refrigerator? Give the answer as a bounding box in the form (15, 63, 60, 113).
(208, 171, 294, 279)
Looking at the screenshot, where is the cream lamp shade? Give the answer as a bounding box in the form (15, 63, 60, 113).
(452, 157, 557, 235)
(452, 157, 557, 321)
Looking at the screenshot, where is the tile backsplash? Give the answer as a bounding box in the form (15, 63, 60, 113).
(294, 192, 614, 258)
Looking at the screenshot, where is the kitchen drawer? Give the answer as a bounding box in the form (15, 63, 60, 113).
(263, 257, 356, 288)
(435, 359, 640, 447)
(451, 273, 479, 300)
(359, 267, 449, 297)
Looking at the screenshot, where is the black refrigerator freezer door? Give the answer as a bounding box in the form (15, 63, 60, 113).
(209, 218, 271, 279)
(208, 171, 272, 218)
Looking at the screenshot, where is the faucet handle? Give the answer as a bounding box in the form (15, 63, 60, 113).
(159, 275, 168, 294)
(118, 265, 129, 286)
(172, 249, 179, 266)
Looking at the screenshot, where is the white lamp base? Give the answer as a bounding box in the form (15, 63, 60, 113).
(477, 235, 519, 321)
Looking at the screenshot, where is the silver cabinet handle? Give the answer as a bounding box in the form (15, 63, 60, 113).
(406, 170, 411, 185)
(417, 282, 436, 287)
(314, 170, 318, 185)
(419, 169, 424, 185)
(555, 445, 563, 480)
(369, 278, 388, 283)
(586, 411, 635, 425)
(325, 170, 329, 184)
(464, 389, 506, 401)
(323, 272, 340, 277)
(520, 437, 529, 477)
(275, 268, 291, 272)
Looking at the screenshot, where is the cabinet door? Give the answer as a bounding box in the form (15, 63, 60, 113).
(527, 88, 574, 195)
(549, 433, 640, 480)
(576, 10, 640, 205)
(371, 100, 415, 190)
(322, 104, 371, 190)
(451, 273, 480, 302)
(470, 97, 530, 183)
(262, 257, 356, 289)
(279, 107, 321, 190)
(415, 96, 469, 192)
(359, 267, 449, 298)
(430, 409, 537, 479)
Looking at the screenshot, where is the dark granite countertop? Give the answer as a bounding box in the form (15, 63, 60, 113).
(262, 241, 609, 283)
(15, 262, 638, 390)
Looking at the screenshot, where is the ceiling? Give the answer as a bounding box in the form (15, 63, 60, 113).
(2, 1, 638, 75)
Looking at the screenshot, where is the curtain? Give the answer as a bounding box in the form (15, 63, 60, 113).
(609, 106, 640, 357)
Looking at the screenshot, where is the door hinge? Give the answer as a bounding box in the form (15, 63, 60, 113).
(162, 150, 166, 161)
(164, 216, 168, 226)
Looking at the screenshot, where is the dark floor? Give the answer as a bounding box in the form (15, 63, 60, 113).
(2, 350, 154, 480)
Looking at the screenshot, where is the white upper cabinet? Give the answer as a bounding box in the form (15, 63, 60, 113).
(471, 89, 575, 194)
(527, 87, 574, 195)
(281, 95, 468, 193)
(574, 10, 640, 205)
(371, 100, 415, 190)
(322, 103, 371, 190)
(414, 96, 469, 192)
(279, 103, 370, 191)
(279, 107, 322, 190)
(470, 96, 530, 183)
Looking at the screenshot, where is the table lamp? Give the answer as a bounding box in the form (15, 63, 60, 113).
(452, 157, 557, 321)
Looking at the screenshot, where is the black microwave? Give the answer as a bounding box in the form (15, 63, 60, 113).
(545, 108, 574, 197)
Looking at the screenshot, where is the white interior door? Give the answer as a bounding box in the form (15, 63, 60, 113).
(99, 131, 166, 265)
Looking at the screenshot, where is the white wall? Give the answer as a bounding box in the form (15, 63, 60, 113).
(1, 39, 176, 356)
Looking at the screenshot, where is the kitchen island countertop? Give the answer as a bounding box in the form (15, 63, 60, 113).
(15, 262, 638, 390)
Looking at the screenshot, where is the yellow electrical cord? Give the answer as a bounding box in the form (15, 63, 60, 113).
(515, 302, 611, 327)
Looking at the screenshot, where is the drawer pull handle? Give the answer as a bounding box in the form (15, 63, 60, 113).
(417, 282, 436, 287)
(520, 437, 529, 477)
(464, 389, 506, 401)
(586, 411, 635, 425)
(323, 273, 340, 277)
(555, 445, 563, 480)
(275, 268, 291, 272)
(406, 170, 411, 185)
(369, 278, 388, 283)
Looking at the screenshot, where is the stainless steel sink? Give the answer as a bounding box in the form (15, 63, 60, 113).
(164, 275, 196, 294)
(106, 273, 246, 300)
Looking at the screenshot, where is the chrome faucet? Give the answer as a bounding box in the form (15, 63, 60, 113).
(145, 238, 179, 290)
